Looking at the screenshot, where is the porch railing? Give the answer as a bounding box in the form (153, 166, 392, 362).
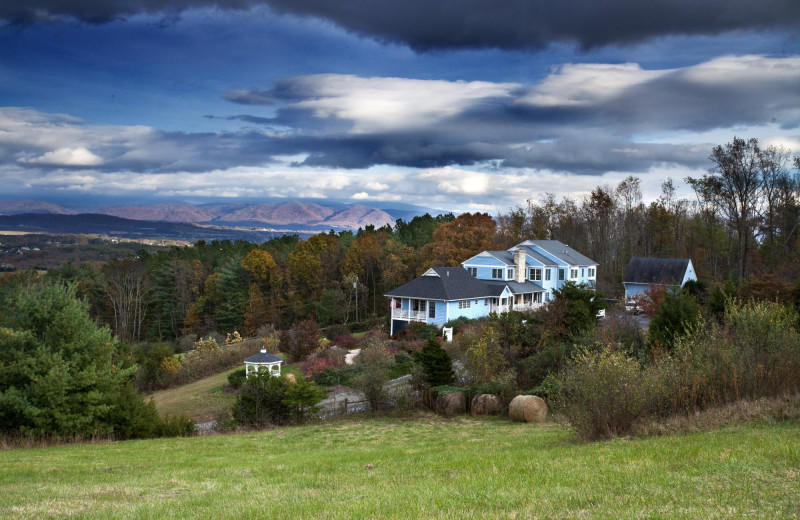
(391, 309, 428, 321)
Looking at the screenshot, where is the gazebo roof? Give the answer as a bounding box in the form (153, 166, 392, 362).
(244, 351, 283, 364)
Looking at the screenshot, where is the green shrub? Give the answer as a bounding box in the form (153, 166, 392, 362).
(227, 368, 247, 389)
(158, 415, 197, 437)
(404, 322, 440, 340)
(314, 365, 362, 387)
(552, 347, 674, 440)
(671, 300, 800, 411)
(283, 378, 327, 424)
(232, 372, 292, 428)
(388, 352, 415, 379)
(649, 288, 701, 352)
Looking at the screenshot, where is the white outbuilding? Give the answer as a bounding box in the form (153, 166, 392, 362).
(244, 349, 283, 378)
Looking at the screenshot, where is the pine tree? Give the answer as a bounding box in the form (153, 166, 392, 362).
(414, 338, 455, 387)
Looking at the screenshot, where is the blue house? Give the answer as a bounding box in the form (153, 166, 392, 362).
(386, 240, 598, 336)
(623, 257, 697, 302)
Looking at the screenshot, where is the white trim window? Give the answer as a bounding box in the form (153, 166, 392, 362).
(467, 267, 477, 276)
(491, 268, 502, 279)
(458, 300, 472, 309)
(545, 269, 551, 281)
(570, 268, 578, 279)
(533, 292, 542, 303)
(588, 267, 596, 278)
(559, 269, 565, 281)
(529, 268, 542, 281)
(507, 268, 514, 279)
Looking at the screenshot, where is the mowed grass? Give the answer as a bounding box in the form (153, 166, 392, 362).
(1, 418, 799, 519)
(149, 368, 240, 421)
(150, 364, 301, 421)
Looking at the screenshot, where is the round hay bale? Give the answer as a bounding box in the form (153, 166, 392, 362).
(435, 392, 466, 417)
(471, 393, 502, 417)
(508, 395, 548, 423)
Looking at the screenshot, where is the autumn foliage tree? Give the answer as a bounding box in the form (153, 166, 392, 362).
(423, 212, 497, 268)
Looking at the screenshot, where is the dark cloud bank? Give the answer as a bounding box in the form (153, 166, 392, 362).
(3, 0, 800, 49)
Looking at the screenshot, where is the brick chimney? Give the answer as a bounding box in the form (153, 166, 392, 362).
(514, 249, 526, 283)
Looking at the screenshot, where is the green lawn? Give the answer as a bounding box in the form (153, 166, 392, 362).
(1, 418, 798, 519)
(149, 363, 301, 421)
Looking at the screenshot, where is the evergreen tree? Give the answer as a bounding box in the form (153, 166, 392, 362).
(649, 288, 701, 351)
(0, 282, 140, 438)
(414, 338, 455, 387)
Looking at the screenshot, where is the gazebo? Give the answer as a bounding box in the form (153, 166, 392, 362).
(244, 349, 283, 378)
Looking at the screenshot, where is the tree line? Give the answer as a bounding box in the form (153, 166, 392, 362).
(18, 137, 800, 344)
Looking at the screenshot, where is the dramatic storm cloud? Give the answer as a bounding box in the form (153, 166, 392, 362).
(219, 56, 800, 171)
(2, 0, 798, 211)
(3, 0, 800, 50)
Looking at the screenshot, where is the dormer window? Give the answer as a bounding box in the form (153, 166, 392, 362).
(491, 268, 502, 279)
(466, 267, 477, 276)
(507, 268, 514, 279)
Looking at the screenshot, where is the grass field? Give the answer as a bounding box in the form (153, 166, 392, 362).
(149, 364, 301, 421)
(1, 417, 798, 519)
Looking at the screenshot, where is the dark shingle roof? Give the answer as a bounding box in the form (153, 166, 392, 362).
(244, 352, 283, 364)
(623, 257, 691, 285)
(385, 267, 492, 300)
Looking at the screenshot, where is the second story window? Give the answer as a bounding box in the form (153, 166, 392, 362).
(545, 269, 551, 281)
(529, 268, 541, 281)
(559, 269, 565, 281)
(570, 268, 578, 279)
(507, 268, 514, 279)
(467, 267, 477, 276)
(491, 268, 502, 279)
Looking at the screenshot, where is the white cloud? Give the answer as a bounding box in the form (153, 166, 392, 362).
(289, 74, 518, 133)
(22, 147, 104, 166)
(519, 62, 669, 107)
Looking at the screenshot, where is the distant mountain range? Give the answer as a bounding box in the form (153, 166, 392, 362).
(0, 200, 402, 231)
(0, 213, 300, 242)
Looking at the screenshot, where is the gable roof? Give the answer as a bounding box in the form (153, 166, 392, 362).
(514, 246, 558, 266)
(484, 251, 515, 265)
(515, 240, 597, 266)
(623, 257, 691, 285)
(385, 267, 492, 300)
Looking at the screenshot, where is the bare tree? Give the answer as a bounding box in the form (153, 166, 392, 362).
(104, 258, 152, 341)
(699, 137, 764, 280)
